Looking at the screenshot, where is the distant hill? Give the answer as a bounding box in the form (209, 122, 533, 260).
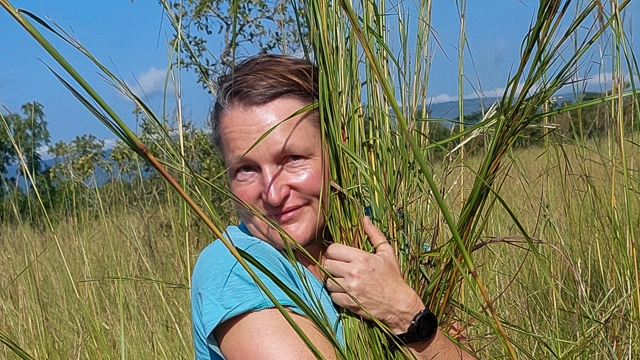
(5, 93, 583, 186)
(5, 158, 56, 181)
(5, 152, 117, 189)
(427, 97, 501, 121)
(425, 92, 578, 124)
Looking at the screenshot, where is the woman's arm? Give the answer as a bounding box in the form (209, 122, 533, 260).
(323, 216, 474, 360)
(215, 308, 338, 360)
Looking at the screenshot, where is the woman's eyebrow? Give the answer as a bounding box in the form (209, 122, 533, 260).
(226, 153, 250, 166)
(281, 139, 315, 152)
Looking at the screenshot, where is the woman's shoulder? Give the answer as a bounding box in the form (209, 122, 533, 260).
(191, 224, 293, 289)
(195, 225, 281, 264)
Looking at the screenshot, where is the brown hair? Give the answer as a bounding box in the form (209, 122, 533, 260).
(210, 54, 319, 149)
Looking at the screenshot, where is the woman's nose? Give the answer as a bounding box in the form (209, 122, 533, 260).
(261, 167, 290, 206)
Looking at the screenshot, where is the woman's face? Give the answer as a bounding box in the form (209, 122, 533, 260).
(219, 97, 327, 249)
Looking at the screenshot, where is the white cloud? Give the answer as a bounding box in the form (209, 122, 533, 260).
(425, 79, 592, 105)
(103, 138, 118, 150)
(428, 71, 640, 107)
(37, 145, 52, 160)
(472, 88, 507, 99)
(561, 72, 639, 93)
(126, 67, 168, 99)
(427, 84, 519, 104)
(428, 93, 458, 104)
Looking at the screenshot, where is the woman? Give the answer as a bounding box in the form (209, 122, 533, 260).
(191, 54, 472, 359)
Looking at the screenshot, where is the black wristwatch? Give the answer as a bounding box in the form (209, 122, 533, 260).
(395, 308, 438, 345)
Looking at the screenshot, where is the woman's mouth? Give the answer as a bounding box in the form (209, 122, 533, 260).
(270, 205, 302, 223)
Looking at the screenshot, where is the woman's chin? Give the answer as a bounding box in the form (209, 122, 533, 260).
(264, 230, 316, 250)
(245, 220, 325, 249)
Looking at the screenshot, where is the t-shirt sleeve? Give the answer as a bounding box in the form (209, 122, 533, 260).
(191, 236, 306, 358)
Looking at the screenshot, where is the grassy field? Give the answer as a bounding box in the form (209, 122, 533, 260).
(2, 0, 640, 358)
(1, 201, 195, 359)
(1, 134, 638, 359)
(460, 135, 640, 358)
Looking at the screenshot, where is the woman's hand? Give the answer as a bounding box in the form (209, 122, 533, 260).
(322, 216, 424, 333)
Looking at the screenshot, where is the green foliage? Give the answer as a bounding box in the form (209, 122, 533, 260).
(306, 0, 640, 358)
(110, 139, 142, 180)
(0, 102, 50, 185)
(0, 121, 11, 177)
(165, 0, 305, 86)
(554, 94, 639, 140)
(0, 99, 232, 229)
(0, 102, 54, 225)
(48, 134, 109, 185)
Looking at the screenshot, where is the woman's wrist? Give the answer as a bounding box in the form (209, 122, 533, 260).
(386, 289, 426, 334)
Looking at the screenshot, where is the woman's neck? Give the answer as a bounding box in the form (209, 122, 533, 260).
(295, 241, 328, 282)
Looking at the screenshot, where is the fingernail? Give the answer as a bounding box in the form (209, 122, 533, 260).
(364, 205, 372, 218)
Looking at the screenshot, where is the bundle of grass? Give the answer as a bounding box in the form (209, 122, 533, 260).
(306, 0, 639, 358)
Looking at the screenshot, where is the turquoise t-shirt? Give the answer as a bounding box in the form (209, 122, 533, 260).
(191, 224, 343, 359)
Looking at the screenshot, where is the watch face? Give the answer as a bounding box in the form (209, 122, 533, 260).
(415, 310, 438, 341)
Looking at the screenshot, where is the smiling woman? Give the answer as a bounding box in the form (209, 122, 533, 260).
(190, 55, 340, 359)
(220, 98, 328, 252)
(190, 54, 472, 360)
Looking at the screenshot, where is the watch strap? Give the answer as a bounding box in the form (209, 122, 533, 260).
(396, 327, 420, 345)
(393, 308, 438, 346)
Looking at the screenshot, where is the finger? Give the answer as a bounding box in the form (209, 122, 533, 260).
(328, 292, 359, 311)
(322, 258, 352, 278)
(324, 243, 364, 262)
(362, 216, 393, 253)
(329, 293, 370, 319)
(324, 277, 347, 293)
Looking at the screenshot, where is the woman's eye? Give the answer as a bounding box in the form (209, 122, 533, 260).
(237, 165, 255, 173)
(234, 165, 257, 180)
(287, 155, 303, 163)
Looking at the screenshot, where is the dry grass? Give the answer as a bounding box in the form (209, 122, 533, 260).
(1, 135, 638, 358)
(1, 205, 194, 359)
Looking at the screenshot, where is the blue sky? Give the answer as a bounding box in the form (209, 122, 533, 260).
(1, 1, 638, 147)
(1, 0, 211, 147)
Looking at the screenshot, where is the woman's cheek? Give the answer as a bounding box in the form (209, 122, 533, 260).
(291, 166, 323, 189)
(231, 183, 256, 204)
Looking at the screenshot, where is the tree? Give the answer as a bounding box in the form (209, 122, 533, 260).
(0, 113, 12, 178)
(48, 134, 109, 186)
(165, 0, 306, 86)
(0, 102, 51, 189)
(110, 140, 142, 179)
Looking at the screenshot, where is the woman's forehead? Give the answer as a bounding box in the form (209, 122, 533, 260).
(219, 99, 321, 159)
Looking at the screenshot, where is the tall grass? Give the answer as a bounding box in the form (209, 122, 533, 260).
(1, 202, 196, 358)
(1, 0, 640, 359)
(305, 0, 640, 358)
